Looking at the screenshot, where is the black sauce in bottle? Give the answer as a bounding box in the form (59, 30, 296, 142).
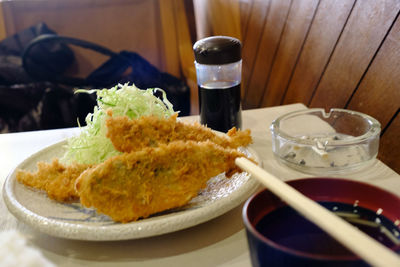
(193, 36, 243, 133)
(198, 81, 242, 133)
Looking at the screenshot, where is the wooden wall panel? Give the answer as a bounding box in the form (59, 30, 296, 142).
(160, 1, 181, 78)
(378, 112, 400, 174)
(260, 0, 319, 107)
(309, 0, 400, 110)
(241, 0, 271, 98)
(282, 0, 355, 106)
(206, 0, 242, 39)
(347, 15, 400, 129)
(171, 0, 198, 115)
(239, 0, 253, 41)
(244, 0, 291, 109)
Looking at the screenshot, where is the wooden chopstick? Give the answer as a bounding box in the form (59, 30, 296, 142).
(236, 157, 400, 267)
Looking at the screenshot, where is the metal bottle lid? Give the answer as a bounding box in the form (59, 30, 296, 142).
(193, 36, 242, 65)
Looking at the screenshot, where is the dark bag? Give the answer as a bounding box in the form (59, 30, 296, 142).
(0, 23, 190, 133)
(0, 23, 74, 86)
(0, 23, 87, 132)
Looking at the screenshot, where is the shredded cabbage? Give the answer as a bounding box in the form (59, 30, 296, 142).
(61, 83, 176, 165)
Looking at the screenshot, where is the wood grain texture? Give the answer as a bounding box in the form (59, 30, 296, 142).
(282, 0, 355, 106)
(260, 0, 319, 107)
(243, 0, 291, 109)
(309, 0, 400, 110)
(207, 0, 242, 39)
(239, 0, 253, 41)
(172, 0, 198, 115)
(160, 0, 181, 78)
(241, 0, 271, 98)
(379, 112, 400, 174)
(193, 0, 211, 39)
(347, 14, 400, 129)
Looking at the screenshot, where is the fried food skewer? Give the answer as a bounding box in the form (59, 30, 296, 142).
(75, 140, 247, 223)
(16, 159, 92, 202)
(105, 113, 252, 153)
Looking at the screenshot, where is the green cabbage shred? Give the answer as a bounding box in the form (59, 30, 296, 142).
(61, 83, 176, 165)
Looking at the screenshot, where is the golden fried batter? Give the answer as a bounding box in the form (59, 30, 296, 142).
(16, 159, 92, 202)
(75, 141, 246, 223)
(105, 113, 252, 153)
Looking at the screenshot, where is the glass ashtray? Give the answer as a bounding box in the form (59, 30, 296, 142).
(270, 108, 381, 174)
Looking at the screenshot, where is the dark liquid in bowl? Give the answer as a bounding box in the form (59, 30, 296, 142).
(256, 202, 400, 256)
(198, 82, 242, 133)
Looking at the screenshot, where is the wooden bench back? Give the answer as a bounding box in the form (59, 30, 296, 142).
(0, 0, 196, 93)
(195, 0, 400, 173)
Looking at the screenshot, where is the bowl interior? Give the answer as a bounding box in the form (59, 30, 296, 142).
(243, 178, 400, 261)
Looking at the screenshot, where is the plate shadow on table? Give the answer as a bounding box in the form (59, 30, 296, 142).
(28, 204, 246, 262)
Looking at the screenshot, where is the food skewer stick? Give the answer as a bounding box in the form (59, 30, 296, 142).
(235, 157, 400, 267)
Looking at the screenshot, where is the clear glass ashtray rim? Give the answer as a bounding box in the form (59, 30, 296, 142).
(270, 108, 381, 147)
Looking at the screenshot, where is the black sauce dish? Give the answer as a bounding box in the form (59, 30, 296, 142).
(242, 178, 400, 267)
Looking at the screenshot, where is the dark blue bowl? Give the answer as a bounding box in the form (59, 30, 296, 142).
(242, 178, 400, 267)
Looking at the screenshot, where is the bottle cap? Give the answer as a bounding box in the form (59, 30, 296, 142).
(193, 36, 241, 65)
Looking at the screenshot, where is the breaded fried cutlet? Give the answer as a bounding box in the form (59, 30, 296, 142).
(105, 113, 252, 153)
(16, 159, 92, 202)
(75, 141, 247, 223)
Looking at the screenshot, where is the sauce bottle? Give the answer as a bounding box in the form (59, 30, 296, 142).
(193, 36, 242, 132)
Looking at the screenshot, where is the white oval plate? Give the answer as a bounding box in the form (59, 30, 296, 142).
(3, 140, 260, 241)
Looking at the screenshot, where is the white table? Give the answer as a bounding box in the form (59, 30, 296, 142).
(1, 104, 399, 267)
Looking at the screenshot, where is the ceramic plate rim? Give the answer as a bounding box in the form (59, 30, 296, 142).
(3, 139, 260, 241)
